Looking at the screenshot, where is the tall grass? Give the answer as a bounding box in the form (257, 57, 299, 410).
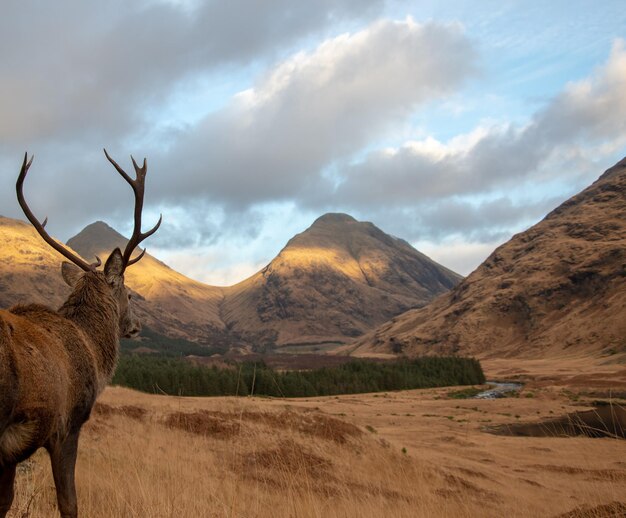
(8, 387, 625, 518)
(10, 398, 471, 518)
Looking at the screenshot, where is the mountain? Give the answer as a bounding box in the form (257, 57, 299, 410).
(66, 222, 227, 343)
(0, 217, 228, 343)
(1, 213, 461, 351)
(0, 217, 73, 309)
(349, 158, 626, 360)
(221, 213, 462, 348)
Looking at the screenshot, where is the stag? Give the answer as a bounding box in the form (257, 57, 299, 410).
(0, 150, 161, 518)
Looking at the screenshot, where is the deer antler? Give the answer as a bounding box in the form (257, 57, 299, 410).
(103, 149, 162, 269)
(16, 153, 102, 272)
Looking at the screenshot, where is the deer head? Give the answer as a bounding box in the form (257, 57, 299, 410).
(16, 150, 162, 339)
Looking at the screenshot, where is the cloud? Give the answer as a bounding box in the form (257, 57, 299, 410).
(406, 195, 567, 241)
(0, 0, 385, 237)
(152, 33, 625, 253)
(0, 0, 384, 146)
(332, 39, 626, 208)
(156, 18, 477, 206)
(411, 238, 505, 277)
(1, 4, 624, 286)
(151, 246, 267, 286)
(140, 203, 267, 251)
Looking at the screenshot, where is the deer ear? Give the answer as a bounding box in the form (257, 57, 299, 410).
(61, 262, 82, 287)
(104, 248, 124, 285)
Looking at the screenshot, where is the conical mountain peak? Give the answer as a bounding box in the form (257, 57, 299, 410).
(222, 213, 462, 346)
(66, 220, 128, 262)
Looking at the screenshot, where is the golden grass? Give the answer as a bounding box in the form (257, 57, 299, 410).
(7, 379, 626, 518)
(9, 396, 441, 517)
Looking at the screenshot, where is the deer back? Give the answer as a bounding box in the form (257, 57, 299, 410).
(0, 271, 119, 466)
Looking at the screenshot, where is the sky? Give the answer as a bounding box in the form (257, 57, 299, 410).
(1, 0, 625, 286)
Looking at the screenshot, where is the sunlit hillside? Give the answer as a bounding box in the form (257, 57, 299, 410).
(0, 217, 227, 343)
(0, 217, 77, 308)
(222, 213, 461, 348)
(68, 221, 226, 341)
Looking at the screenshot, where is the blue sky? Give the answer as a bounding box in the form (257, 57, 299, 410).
(1, 1, 624, 285)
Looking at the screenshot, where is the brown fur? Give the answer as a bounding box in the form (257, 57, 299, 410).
(0, 250, 139, 518)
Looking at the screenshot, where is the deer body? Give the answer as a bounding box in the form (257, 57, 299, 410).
(0, 304, 100, 463)
(0, 152, 160, 518)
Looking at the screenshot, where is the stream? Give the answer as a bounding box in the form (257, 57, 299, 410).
(475, 381, 523, 399)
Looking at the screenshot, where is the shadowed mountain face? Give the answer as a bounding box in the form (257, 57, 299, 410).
(221, 213, 462, 348)
(350, 158, 626, 360)
(1, 214, 461, 351)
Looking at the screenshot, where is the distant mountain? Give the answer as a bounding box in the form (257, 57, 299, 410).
(0, 217, 228, 344)
(1, 213, 461, 351)
(66, 222, 227, 343)
(221, 213, 462, 348)
(349, 158, 626, 360)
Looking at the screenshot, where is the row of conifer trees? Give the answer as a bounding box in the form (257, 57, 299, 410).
(112, 355, 485, 397)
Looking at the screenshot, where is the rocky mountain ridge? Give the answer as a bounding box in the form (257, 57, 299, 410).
(349, 158, 626, 360)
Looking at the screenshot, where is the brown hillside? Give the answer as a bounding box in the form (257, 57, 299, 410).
(1, 214, 460, 350)
(0, 217, 226, 343)
(0, 217, 72, 309)
(221, 213, 462, 348)
(349, 158, 626, 360)
(66, 221, 226, 341)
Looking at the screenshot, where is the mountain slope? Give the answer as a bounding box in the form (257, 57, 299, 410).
(67, 222, 226, 341)
(0, 217, 73, 309)
(0, 217, 226, 343)
(221, 213, 462, 347)
(1, 214, 461, 351)
(349, 158, 626, 360)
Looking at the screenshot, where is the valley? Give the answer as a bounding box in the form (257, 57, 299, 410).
(8, 358, 625, 518)
(2, 157, 625, 517)
(2, 5, 625, 517)
(0, 212, 461, 353)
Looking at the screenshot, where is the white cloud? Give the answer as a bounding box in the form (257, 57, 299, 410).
(153, 247, 267, 286)
(333, 39, 626, 208)
(156, 19, 477, 207)
(0, 0, 385, 236)
(1, 3, 624, 286)
(0, 0, 385, 145)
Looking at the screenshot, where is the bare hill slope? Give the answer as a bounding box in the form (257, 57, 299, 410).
(0, 217, 226, 342)
(0, 217, 72, 309)
(1, 214, 460, 350)
(67, 221, 226, 341)
(222, 213, 461, 348)
(350, 158, 626, 360)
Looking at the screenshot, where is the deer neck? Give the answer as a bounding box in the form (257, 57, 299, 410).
(58, 273, 120, 383)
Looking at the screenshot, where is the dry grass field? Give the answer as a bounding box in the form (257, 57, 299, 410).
(8, 358, 626, 518)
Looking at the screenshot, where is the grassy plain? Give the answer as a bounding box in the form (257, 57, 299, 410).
(8, 358, 626, 517)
